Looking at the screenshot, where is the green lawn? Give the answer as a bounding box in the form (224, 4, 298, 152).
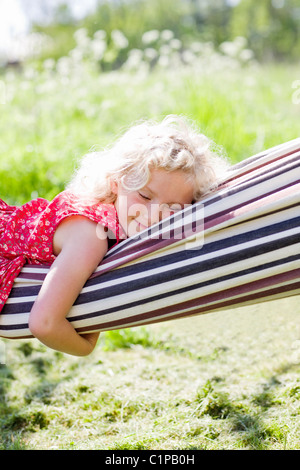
(0, 56, 299, 450)
(1, 296, 300, 450)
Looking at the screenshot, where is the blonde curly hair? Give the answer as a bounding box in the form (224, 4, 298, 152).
(67, 115, 229, 203)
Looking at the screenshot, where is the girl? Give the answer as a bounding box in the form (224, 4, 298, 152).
(0, 115, 228, 356)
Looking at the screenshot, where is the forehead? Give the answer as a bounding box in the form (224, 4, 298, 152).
(146, 169, 194, 203)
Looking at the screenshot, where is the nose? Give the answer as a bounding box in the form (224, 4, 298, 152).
(134, 203, 176, 229)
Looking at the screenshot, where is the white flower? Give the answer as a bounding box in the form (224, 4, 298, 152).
(69, 48, 83, 63)
(74, 28, 89, 45)
(142, 30, 160, 45)
(159, 45, 172, 56)
(239, 49, 254, 62)
(181, 50, 196, 64)
(123, 49, 143, 69)
(170, 39, 182, 50)
(94, 30, 107, 41)
(43, 58, 55, 71)
(91, 39, 106, 60)
(190, 41, 204, 54)
(157, 55, 170, 68)
(161, 30, 174, 42)
(56, 56, 72, 76)
(111, 30, 128, 49)
(220, 37, 249, 59)
(234, 36, 248, 50)
(144, 48, 158, 60)
(219, 41, 238, 57)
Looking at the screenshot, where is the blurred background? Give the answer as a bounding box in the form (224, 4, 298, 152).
(1, 0, 300, 64)
(0, 0, 299, 204)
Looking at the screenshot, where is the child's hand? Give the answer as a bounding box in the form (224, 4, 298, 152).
(29, 217, 107, 356)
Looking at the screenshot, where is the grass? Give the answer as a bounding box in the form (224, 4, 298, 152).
(0, 53, 300, 449)
(1, 62, 299, 205)
(1, 296, 300, 450)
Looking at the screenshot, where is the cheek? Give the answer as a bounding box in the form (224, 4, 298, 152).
(126, 194, 147, 218)
(128, 203, 148, 220)
(117, 194, 146, 219)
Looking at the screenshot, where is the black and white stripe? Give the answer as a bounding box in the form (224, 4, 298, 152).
(1, 138, 299, 339)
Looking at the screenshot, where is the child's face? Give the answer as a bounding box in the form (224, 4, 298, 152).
(112, 168, 194, 238)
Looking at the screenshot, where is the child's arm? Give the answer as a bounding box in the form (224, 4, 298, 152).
(29, 216, 108, 356)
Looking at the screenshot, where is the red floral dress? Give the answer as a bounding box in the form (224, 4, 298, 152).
(0, 191, 125, 313)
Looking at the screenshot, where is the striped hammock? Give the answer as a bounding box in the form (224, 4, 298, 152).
(1, 138, 300, 339)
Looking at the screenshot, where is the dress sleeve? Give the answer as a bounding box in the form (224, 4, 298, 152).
(45, 191, 124, 244)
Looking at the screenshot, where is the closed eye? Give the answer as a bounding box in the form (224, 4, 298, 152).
(138, 192, 151, 201)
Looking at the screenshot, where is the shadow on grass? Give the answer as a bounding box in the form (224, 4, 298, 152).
(1, 335, 299, 450)
(0, 363, 28, 449)
(230, 411, 276, 450)
(230, 363, 300, 449)
(195, 362, 300, 450)
(0, 341, 67, 449)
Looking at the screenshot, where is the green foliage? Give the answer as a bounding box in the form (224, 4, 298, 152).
(1, 55, 298, 205)
(83, 0, 191, 48)
(33, 0, 191, 68)
(102, 327, 163, 351)
(195, 380, 236, 419)
(30, 0, 300, 66)
(229, 0, 300, 61)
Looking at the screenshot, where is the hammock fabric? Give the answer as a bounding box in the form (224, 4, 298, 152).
(1, 138, 300, 339)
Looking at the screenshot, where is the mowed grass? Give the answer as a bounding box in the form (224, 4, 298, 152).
(0, 60, 300, 449)
(1, 296, 300, 450)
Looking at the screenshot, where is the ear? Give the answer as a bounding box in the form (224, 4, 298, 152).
(110, 178, 119, 195)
